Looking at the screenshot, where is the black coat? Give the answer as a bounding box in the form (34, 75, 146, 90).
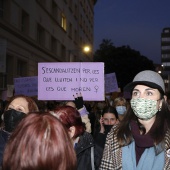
(94, 130, 110, 169)
(75, 131, 100, 170)
(0, 130, 10, 166)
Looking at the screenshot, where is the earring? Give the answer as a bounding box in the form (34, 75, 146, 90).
(159, 107, 162, 111)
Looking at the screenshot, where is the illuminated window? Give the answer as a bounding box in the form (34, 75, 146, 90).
(162, 37, 170, 42)
(162, 62, 170, 66)
(61, 13, 66, 31)
(162, 54, 170, 58)
(164, 29, 170, 33)
(162, 46, 170, 50)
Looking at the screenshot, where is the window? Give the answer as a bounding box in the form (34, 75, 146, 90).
(21, 10, 29, 34)
(52, 0, 58, 20)
(37, 0, 46, 6)
(162, 54, 170, 58)
(69, 0, 73, 11)
(164, 29, 170, 33)
(0, 0, 4, 17)
(61, 13, 66, 31)
(37, 24, 45, 46)
(68, 22, 72, 38)
(17, 59, 27, 77)
(162, 37, 170, 42)
(51, 36, 57, 54)
(61, 44, 66, 60)
(74, 29, 78, 43)
(74, 4, 78, 18)
(162, 46, 170, 50)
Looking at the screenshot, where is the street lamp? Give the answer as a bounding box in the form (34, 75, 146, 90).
(83, 46, 91, 53)
(69, 45, 92, 62)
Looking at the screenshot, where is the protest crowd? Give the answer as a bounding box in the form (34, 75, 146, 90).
(0, 70, 170, 170)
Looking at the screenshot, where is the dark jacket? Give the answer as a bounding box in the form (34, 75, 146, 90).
(75, 131, 100, 170)
(0, 130, 10, 166)
(94, 129, 110, 169)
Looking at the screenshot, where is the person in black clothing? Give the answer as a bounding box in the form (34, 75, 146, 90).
(50, 105, 100, 170)
(94, 106, 119, 168)
(0, 95, 38, 167)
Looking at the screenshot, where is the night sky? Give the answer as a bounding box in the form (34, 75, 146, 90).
(94, 0, 170, 64)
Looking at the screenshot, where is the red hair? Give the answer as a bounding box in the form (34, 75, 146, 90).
(2, 113, 77, 170)
(52, 106, 85, 138)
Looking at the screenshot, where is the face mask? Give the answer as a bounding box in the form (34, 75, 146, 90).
(116, 106, 126, 115)
(4, 109, 26, 133)
(130, 98, 158, 120)
(104, 125, 113, 132)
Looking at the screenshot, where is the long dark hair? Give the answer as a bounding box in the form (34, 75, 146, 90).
(117, 96, 170, 146)
(102, 106, 118, 119)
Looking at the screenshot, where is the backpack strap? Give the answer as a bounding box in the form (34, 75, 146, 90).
(91, 146, 95, 170)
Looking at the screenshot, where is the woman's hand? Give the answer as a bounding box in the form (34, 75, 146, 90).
(99, 116, 105, 133)
(73, 93, 84, 110)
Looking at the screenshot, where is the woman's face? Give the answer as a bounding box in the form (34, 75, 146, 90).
(131, 85, 162, 129)
(7, 97, 29, 114)
(115, 100, 126, 107)
(103, 113, 118, 125)
(132, 85, 161, 102)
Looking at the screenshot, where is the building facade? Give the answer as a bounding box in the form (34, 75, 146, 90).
(0, 0, 96, 90)
(161, 27, 170, 91)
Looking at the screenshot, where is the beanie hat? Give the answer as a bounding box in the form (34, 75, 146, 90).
(124, 70, 165, 94)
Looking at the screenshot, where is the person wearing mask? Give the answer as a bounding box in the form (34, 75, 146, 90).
(92, 98, 110, 137)
(50, 105, 100, 170)
(2, 113, 77, 170)
(0, 95, 39, 166)
(113, 97, 127, 121)
(94, 106, 119, 169)
(100, 70, 170, 170)
(95, 106, 119, 149)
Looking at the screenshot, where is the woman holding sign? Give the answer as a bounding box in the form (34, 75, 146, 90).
(65, 93, 92, 133)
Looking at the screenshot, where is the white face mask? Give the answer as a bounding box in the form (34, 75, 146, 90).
(116, 106, 126, 115)
(130, 98, 158, 120)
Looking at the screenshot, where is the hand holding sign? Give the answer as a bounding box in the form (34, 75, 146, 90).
(73, 93, 84, 110)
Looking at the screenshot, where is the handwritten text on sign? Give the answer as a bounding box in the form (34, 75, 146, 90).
(14, 76, 38, 96)
(38, 62, 104, 101)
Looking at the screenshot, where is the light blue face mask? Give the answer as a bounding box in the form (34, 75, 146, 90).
(116, 106, 126, 115)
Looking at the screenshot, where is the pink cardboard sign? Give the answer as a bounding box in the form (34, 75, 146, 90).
(38, 62, 104, 101)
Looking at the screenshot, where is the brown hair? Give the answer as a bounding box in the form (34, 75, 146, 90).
(2, 113, 77, 170)
(113, 97, 127, 107)
(117, 98, 170, 146)
(5, 95, 39, 113)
